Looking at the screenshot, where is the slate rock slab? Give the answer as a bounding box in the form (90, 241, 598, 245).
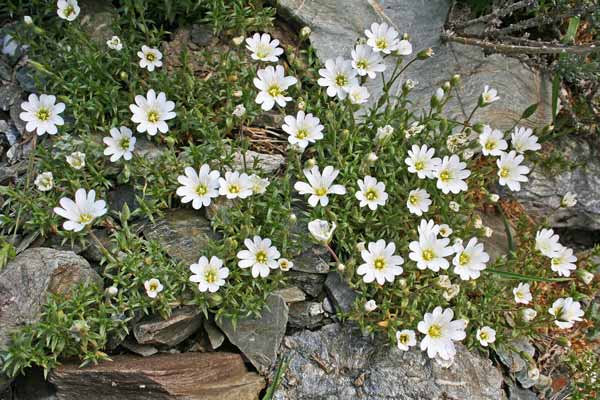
(0, 248, 101, 390)
(143, 209, 219, 265)
(506, 137, 600, 230)
(277, 0, 552, 130)
(273, 323, 506, 400)
(133, 306, 203, 348)
(216, 294, 288, 375)
(324, 271, 357, 313)
(49, 352, 265, 400)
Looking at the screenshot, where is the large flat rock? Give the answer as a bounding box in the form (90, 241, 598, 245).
(277, 0, 552, 129)
(273, 323, 506, 400)
(49, 352, 265, 400)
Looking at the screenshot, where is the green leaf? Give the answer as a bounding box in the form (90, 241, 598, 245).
(486, 268, 572, 282)
(521, 103, 538, 120)
(551, 75, 560, 122)
(563, 16, 580, 45)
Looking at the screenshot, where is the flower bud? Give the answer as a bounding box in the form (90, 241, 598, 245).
(436, 275, 452, 289)
(483, 226, 493, 237)
(208, 293, 223, 307)
(337, 263, 346, 272)
(305, 158, 317, 169)
(119, 71, 128, 81)
(364, 299, 378, 312)
(489, 193, 500, 203)
(232, 36, 245, 46)
(105, 286, 118, 298)
(472, 123, 485, 133)
(356, 241, 366, 252)
(289, 213, 297, 224)
(451, 74, 461, 86)
(300, 26, 312, 39)
(560, 192, 577, 208)
(24, 16, 33, 25)
(521, 308, 537, 321)
(577, 269, 594, 285)
(367, 152, 378, 163)
(417, 48, 434, 60)
(442, 81, 451, 91)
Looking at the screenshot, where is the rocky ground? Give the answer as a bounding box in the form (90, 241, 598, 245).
(1, 1, 599, 399)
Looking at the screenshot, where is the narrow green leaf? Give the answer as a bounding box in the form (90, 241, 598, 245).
(520, 103, 538, 120)
(486, 268, 572, 282)
(563, 16, 580, 44)
(551, 75, 560, 122)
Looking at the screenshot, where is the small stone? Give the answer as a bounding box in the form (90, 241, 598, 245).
(274, 286, 306, 303)
(286, 270, 326, 298)
(121, 338, 158, 357)
(231, 148, 284, 175)
(78, 0, 118, 45)
(203, 318, 225, 350)
(134, 137, 166, 161)
(133, 306, 203, 348)
(324, 271, 357, 313)
(216, 294, 288, 375)
(288, 301, 325, 329)
(15, 65, 39, 93)
(191, 24, 216, 46)
(0, 56, 11, 81)
(0, 83, 22, 111)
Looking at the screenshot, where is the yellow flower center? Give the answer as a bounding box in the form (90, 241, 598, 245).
(335, 74, 348, 87)
(439, 170, 451, 182)
(79, 213, 93, 224)
(422, 249, 434, 261)
(484, 141, 496, 150)
(36, 108, 50, 121)
(296, 129, 308, 139)
(459, 252, 470, 265)
(149, 282, 158, 291)
(280, 260, 288, 269)
(375, 38, 388, 50)
(147, 110, 160, 123)
(482, 94, 492, 102)
(374, 257, 386, 270)
(479, 332, 488, 340)
(408, 195, 418, 205)
(196, 184, 208, 196)
(428, 324, 442, 338)
(120, 138, 130, 150)
(204, 268, 217, 284)
(268, 85, 283, 97)
(551, 257, 562, 265)
(500, 167, 509, 178)
(315, 187, 327, 196)
(516, 291, 524, 299)
(256, 250, 267, 264)
(228, 184, 240, 194)
(256, 44, 271, 59)
(146, 52, 156, 62)
(399, 334, 409, 344)
(356, 59, 368, 70)
(414, 161, 424, 171)
(64, 5, 75, 16)
(366, 189, 378, 201)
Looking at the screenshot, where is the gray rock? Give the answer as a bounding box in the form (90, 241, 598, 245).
(507, 380, 538, 400)
(10, 103, 26, 136)
(15, 65, 39, 93)
(10, 367, 57, 400)
(133, 306, 203, 348)
(324, 271, 357, 313)
(497, 337, 535, 374)
(134, 137, 165, 161)
(107, 185, 138, 214)
(0, 56, 11, 81)
(273, 323, 506, 400)
(286, 270, 325, 298)
(274, 286, 306, 303)
(216, 294, 288, 375)
(0, 83, 22, 111)
(0, 248, 101, 390)
(121, 338, 158, 357)
(288, 301, 326, 329)
(0, 119, 20, 146)
(508, 137, 600, 231)
(143, 209, 219, 265)
(480, 211, 514, 263)
(190, 24, 216, 47)
(277, 0, 552, 130)
(291, 244, 330, 274)
(230, 148, 284, 175)
(79, 0, 117, 45)
(203, 318, 225, 350)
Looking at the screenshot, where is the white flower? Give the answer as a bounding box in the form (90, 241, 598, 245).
(130, 89, 176, 136)
(357, 239, 404, 285)
(106, 36, 123, 51)
(317, 57, 358, 100)
(579, 270, 594, 285)
(176, 164, 220, 209)
(561, 192, 577, 208)
(232, 104, 246, 117)
(452, 237, 489, 280)
(137, 45, 163, 71)
(435, 155, 470, 194)
(442, 284, 460, 301)
(19, 93, 65, 136)
(294, 165, 346, 207)
(218, 171, 253, 199)
(348, 86, 370, 104)
(406, 188, 431, 216)
(249, 174, 270, 194)
(53, 188, 107, 232)
(364, 300, 378, 312)
(434, 88, 445, 102)
(511, 127, 541, 153)
(473, 216, 483, 229)
(66, 152, 85, 170)
(278, 258, 293, 272)
(405, 122, 425, 139)
(396, 39, 413, 55)
(396, 329, 417, 351)
(375, 125, 394, 142)
(308, 219, 336, 243)
(418, 219, 440, 237)
(418, 307, 467, 360)
(365, 22, 401, 54)
(144, 278, 163, 298)
(476, 326, 496, 347)
(535, 228, 562, 258)
(237, 236, 281, 278)
(497, 151, 530, 192)
(283, 111, 324, 150)
(436, 275, 452, 289)
(254, 65, 297, 111)
(513, 283, 532, 304)
(57, 0, 80, 21)
(24, 16, 33, 25)
(521, 308, 537, 321)
(479, 126, 507, 156)
(351, 44, 385, 79)
(549, 297, 584, 329)
(355, 175, 388, 210)
(551, 246, 577, 277)
(438, 224, 452, 238)
(480, 85, 499, 105)
(245, 32, 283, 62)
(448, 201, 460, 212)
(103, 126, 136, 162)
(34, 172, 53, 192)
(483, 226, 493, 237)
(403, 79, 417, 90)
(405, 144, 441, 179)
(232, 36, 245, 46)
(189, 256, 229, 293)
(367, 152, 378, 163)
(409, 232, 453, 272)
(489, 193, 500, 203)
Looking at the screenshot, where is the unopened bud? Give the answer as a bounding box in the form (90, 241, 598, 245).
(232, 36, 245, 46)
(417, 48, 434, 60)
(300, 26, 312, 39)
(337, 263, 346, 272)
